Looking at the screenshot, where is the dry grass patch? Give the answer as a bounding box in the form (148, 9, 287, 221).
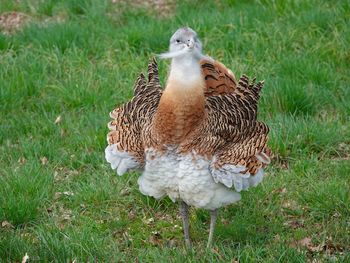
(0, 11, 30, 35)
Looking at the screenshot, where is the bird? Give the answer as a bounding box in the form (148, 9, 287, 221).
(105, 27, 271, 248)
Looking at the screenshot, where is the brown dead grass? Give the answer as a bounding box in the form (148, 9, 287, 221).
(112, 0, 176, 16)
(0, 11, 30, 35)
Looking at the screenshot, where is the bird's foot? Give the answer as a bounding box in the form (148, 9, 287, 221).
(179, 201, 192, 249)
(206, 209, 218, 248)
(185, 238, 192, 249)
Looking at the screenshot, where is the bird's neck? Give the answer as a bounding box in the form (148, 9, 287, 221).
(168, 56, 203, 86)
(153, 56, 205, 145)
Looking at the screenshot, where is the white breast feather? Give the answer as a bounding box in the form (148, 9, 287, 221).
(168, 57, 202, 87)
(210, 159, 264, 192)
(136, 148, 264, 210)
(105, 144, 139, 175)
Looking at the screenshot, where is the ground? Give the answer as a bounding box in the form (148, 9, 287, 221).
(0, 0, 349, 262)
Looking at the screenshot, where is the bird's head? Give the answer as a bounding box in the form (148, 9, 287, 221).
(159, 27, 203, 60)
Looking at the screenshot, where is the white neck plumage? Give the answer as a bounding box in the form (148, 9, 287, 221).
(167, 55, 203, 88)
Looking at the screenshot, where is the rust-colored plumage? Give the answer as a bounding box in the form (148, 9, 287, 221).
(152, 78, 205, 146)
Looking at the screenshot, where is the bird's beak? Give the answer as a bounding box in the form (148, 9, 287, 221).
(187, 39, 195, 49)
(158, 38, 196, 59)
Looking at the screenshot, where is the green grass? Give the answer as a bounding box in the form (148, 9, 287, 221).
(0, 0, 349, 261)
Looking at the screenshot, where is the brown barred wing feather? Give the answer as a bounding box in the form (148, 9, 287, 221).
(206, 75, 270, 180)
(200, 59, 237, 96)
(179, 73, 270, 190)
(105, 58, 162, 174)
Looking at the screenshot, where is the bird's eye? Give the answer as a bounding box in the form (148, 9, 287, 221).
(176, 39, 181, 43)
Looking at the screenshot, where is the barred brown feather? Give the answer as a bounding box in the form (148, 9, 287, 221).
(107, 59, 162, 164)
(107, 58, 270, 176)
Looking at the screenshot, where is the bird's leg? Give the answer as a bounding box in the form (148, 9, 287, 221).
(179, 201, 191, 249)
(207, 209, 218, 248)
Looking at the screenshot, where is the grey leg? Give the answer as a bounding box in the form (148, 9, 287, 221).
(207, 209, 218, 248)
(179, 201, 191, 249)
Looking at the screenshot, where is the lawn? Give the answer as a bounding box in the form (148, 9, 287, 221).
(0, 0, 349, 262)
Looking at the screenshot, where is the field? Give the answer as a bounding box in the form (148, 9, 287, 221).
(0, 0, 349, 262)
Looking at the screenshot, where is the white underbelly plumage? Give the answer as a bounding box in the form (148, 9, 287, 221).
(106, 145, 265, 210)
(138, 149, 243, 210)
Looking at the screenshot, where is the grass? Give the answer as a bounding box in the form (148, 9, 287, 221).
(0, 0, 349, 261)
